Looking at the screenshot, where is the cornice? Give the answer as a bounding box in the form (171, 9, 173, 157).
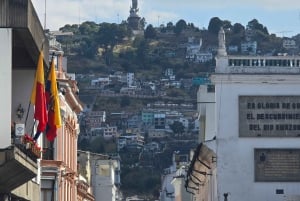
(211, 74, 300, 84)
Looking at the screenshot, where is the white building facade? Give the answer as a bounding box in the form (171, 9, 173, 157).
(78, 151, 122, 201)
(187, 27, 300, 201)
(212, 61, 300, 201)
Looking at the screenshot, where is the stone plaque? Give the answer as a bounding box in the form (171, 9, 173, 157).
(239, 96, 300, 137)
(255, 149, 300, 182)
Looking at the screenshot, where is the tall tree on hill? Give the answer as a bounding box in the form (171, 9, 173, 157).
(59, 24, 79, 34)
(222, 20, 232, 31)
(233, 23, 245, 34)
(174, 19, 187, 35)
(96, 22, 130, 65)
(136, 38, 149, 66)
(228, 23, 246, 46)
(247, 19, 269, 35)
(79, 21, 99, 35)
(208, 17, 223, 34)
(247, 19, 270, 47)
(144, 24, 157, 39)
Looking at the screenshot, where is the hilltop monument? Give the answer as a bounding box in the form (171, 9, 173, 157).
(127, 0, 144, 31)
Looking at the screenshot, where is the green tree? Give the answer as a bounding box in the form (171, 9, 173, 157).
(59, 24, 79, 33)
(80, 37, 98, 58)
(89, 137, 105, 153)
(167, 22, 174, 29)
(208, 17, 223, 34)
(227, 23, 245, 47)
(169, 121, 185, 138)
(222, 20, 232, 30)
(96, 23, 130, 65)
(174, 19, 187, 35)
(120, 96, 131, 108)
(144, 24, 156, 39)
(136, 38, 149, 66)
(121, 167, 160, 194)
(79, 21, 99, 35)
(247, 19, 269, 35)
(78, 138, 90, 150)
(232, 23, 245, 34)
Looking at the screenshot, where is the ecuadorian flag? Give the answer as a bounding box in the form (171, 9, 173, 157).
(45, 58, 62, 141)
(31, 51, 47, 140)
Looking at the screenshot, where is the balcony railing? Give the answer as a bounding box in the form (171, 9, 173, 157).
(0, 144, 38, 192)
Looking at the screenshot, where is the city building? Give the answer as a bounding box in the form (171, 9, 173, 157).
(187, 27, 300, 201)
(241, 40, 257, 55)
(142, 110, 154, 126)
(40, 33, 85, 200)
(160, 152, 192, 201)
(154, 113, 166, 129)
(186, 38, 213, 63)
(283, 38, 297, 49)
(103, 126, 118, 139)
(91, 77, 110, 88)
(77, 151, 122, 201)
(0, 0, 48, 200)
(117, 133, 144, 151)
(127, 72, 135, 87)
(85, 111, 106, 129)
(148, 129, 168, 139)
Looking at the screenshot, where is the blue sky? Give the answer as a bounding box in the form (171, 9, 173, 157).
(32, 0, 300, 37)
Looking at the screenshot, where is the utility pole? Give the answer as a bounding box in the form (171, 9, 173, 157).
(44, 0, 47, 30)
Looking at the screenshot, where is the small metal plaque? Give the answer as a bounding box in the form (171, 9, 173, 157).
(255, 149, 300, 182)
(15, 123, 25, 136)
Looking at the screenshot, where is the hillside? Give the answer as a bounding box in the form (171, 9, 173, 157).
(57, 17, 297, 198)
(55, 17, 295, 80)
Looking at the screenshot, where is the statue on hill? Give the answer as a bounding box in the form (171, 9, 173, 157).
(132, 0, 138, 11)
(127, 0, 144, 31)
(129, 0, 139, 15)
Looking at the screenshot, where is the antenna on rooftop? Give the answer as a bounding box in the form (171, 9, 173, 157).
(78, 6, 81, 26)
(44, 0, 47, 30)
(157, 15, 160, 27)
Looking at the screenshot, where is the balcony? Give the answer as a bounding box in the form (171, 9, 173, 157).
(0, 145, 38, 192)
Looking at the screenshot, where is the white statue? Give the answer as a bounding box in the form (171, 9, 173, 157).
(218, 27, 227, 56)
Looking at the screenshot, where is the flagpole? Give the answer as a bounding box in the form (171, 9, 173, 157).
(24, 102, 31, 128)
(44, 0, 47, 30)
(27, 44, 45, 138)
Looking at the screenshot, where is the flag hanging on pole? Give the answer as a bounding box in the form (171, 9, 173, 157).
(45, 58, 62, 141)
(31, 51, 47, 141)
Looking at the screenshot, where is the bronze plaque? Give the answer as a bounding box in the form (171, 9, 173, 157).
(255, 149, 300, 182)
(239, 96, 300, 137)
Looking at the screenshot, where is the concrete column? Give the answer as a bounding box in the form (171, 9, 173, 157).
(0, 28, 12, 148)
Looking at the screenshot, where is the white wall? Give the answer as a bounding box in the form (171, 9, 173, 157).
(12, 70, 35, 135)
(0, 28, 36, 149)
(93, 159, 118, 201)
(215, 82, 300, 201)
(197, 85, 216, 143)
(0, 28, 12, 148)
